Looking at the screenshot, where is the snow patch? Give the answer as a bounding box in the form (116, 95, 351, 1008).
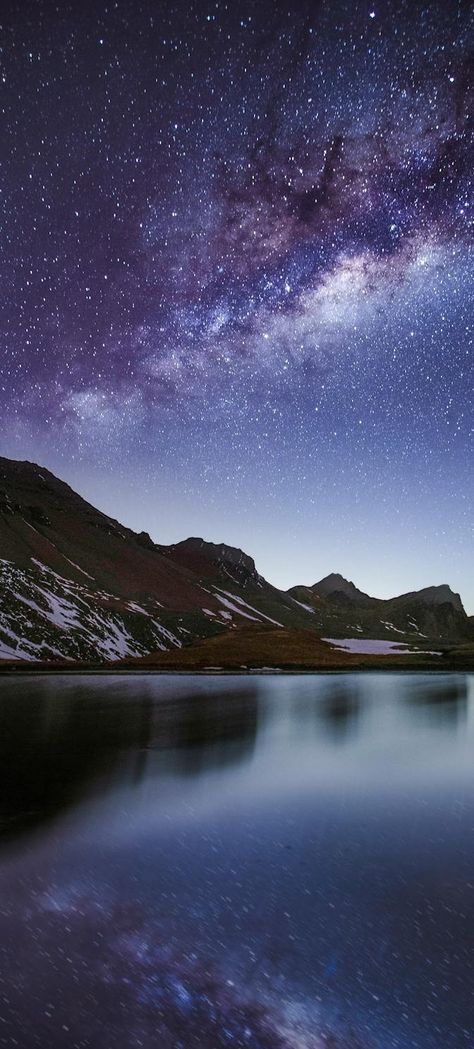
(214, 589, 283, 627)
(214, 594, 259, 621)
(0, 638, 39, 661)
(380, 620, 406, 634)
(63, 557, 95, 580)
(290, 598, 315, 614)
(323, 637, 441, 656)
(126, 601, 150, 616)
(151, 621, 182, 648)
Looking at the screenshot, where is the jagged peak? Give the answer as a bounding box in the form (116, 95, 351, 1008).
(135, 530, 156, 551)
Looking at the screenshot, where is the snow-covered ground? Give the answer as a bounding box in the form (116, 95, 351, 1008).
(322, 638, 441, 656)
(0, 558, 182, 662)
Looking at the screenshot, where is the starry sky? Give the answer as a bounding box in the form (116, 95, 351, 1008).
(1, 0, 473, 607)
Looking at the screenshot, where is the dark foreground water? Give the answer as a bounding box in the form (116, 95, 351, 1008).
(0, 673, 472, 1049)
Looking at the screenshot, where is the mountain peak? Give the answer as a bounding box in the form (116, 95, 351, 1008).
(395, 584, 465, 614)
(159, 537, 260, 585)
(312, 573, 370, 603)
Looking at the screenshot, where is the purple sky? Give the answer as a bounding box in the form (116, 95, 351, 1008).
(1, 0, 473, 607)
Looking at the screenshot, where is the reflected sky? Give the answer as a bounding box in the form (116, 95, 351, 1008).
(0, 673, 472, 1048)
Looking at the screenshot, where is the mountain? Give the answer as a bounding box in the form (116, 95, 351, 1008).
(382, 585, 469, 641)
(157, 537, 262, 588)
(290, 573, 372, 607)
(312, 572, 372, 603)
(391, 584, 464, 612)
(288, 574, 472, 643)
(0, 458, 314, 663)
(0, 457, 471, 666)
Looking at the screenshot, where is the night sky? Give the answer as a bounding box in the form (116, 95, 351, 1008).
(1, 0, 473, 606)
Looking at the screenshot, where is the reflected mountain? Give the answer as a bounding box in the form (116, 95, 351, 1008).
(403, 675, 468, 727)
(131, 686, 259, 779)
(262, 677, 363, 745)
(0, 679, 259, 844)
(315, 681, 362, 741)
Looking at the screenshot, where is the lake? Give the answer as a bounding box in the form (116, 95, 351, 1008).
(0, 672, 472, 1048)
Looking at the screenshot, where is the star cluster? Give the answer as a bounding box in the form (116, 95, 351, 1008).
(1, 0, 473, 601)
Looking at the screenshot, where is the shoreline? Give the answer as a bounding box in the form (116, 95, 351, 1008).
(0, 664, 471, 677)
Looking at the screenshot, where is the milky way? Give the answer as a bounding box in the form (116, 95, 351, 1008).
(1, 0, 473, 601)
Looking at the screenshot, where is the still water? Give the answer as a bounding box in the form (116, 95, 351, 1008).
(0, 673, 472, 1049)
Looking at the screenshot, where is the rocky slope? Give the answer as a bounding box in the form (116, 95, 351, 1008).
(0, 458, 314, 662)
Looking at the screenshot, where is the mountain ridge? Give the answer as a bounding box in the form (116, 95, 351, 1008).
(0, 457, 472, 664)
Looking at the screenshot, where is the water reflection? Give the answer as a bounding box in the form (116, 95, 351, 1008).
(0, 684, 131, 841)
(314, 679, 361, 741)
(0, 674, 470, 845)
(146, 687, 258, 771)
(270, 676, 363, 747)
(403, 675, 468, 727)
(0, 672, 472, 1049)
(0, 678, 259, 841)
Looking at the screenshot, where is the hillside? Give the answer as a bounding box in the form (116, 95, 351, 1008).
(120, 624, 457, 673)
(0, 457, 471, 667)
(0, 458, 315, 662)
